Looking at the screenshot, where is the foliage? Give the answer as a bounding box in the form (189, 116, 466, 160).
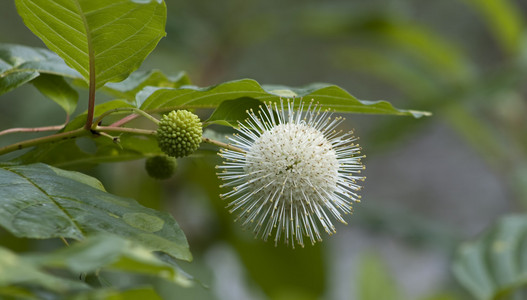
(0, 0, 427, 298)
(1, 0, 526, 298)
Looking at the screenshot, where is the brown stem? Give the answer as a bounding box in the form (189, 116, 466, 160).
(0, 125, 65, 136)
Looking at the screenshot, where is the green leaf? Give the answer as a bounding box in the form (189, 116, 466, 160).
(0, 163, 191, 261)
(0, 246, 88, 293)
(65, 99, 137, 131)
(103, 70, 191, 103)
(357, 253, 403, 300)
(70, 287, 163, 300)
(30, 234, 192, 287)
(205, 97, 264, 127)
(0, 235, 192, 298)
(15, 0, 167, 88)
(452, 215, 527, 300)
(32, 74, 79, 115)
(463, 0, 525, 55)
(138, 79, 430, 118)
(0, 43, 80, 95)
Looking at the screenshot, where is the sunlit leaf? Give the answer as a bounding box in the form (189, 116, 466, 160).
(452, 215, 527, 300)
(0, 163, 191, 261)
(15, 0, 167, 88)
(138, 79, 430, 118)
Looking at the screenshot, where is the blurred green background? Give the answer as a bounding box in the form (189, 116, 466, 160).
(1, 0, 527, 299)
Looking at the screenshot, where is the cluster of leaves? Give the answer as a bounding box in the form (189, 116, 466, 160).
(0, 0, 428, 298)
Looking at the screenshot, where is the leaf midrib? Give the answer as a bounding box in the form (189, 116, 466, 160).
(5, 166, 85, 237)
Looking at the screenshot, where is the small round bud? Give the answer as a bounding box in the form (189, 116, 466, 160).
(157, 110, 202, 158)
(145, 156, 178, 180)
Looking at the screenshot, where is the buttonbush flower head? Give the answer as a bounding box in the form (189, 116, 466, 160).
(217, 99, 365, 248)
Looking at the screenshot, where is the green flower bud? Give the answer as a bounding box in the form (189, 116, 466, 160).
(157, 110, 202, 158)
(145, 155, 178, 180)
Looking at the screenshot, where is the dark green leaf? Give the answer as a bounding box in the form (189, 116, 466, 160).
(32, 74, 79, 115)
(0, 43, 80, 95)
(0, 163, 191, 261)
(452, 215, 527, 300)
(138, 79, 430, 118)
(15, 0, 167, 88)
(205, 97, 264, 127)
(103, 70, 191, 102)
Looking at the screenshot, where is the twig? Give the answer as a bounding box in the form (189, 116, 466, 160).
(0, 128, 88, 156)
(0, 125, 65, 136)
(202, 137, 245, 153)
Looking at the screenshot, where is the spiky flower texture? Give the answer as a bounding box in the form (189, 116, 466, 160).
(217, 100, 365, 247)
(157, 110, 202, 158)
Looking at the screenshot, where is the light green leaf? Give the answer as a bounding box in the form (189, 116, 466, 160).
(0, 235, 192, 298)
(15, 0, 167, 88)
(103, 70, 191, 102)
(452, 215, 527, 300)
(463, 0, 525, 55)
(138, 79, 430, 118)
(0, 43, 80, 95)
(205, 97, 264, 127)
(30, 234, 193, 287)
(0, 163, 191, 261)
(0, 246, 88, 293)
(32, 74, 79, 115)
(357, 253, 403, 300)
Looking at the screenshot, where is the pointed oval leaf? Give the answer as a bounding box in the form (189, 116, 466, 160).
(15, 0, 167, 88)
(30, 234, 193, 286)
(205, 97, 264, 127)
(0, 246, 89, 293)
(138, 79, 430, 118)
(103, 70, 191, 102)
(452, 215, 527, 300)
(0, 163, 191, 261)
(0, 43, 80, 95)
(32, 74, 79, 115)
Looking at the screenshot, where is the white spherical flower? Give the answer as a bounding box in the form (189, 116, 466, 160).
(217, 99, 365, 247)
